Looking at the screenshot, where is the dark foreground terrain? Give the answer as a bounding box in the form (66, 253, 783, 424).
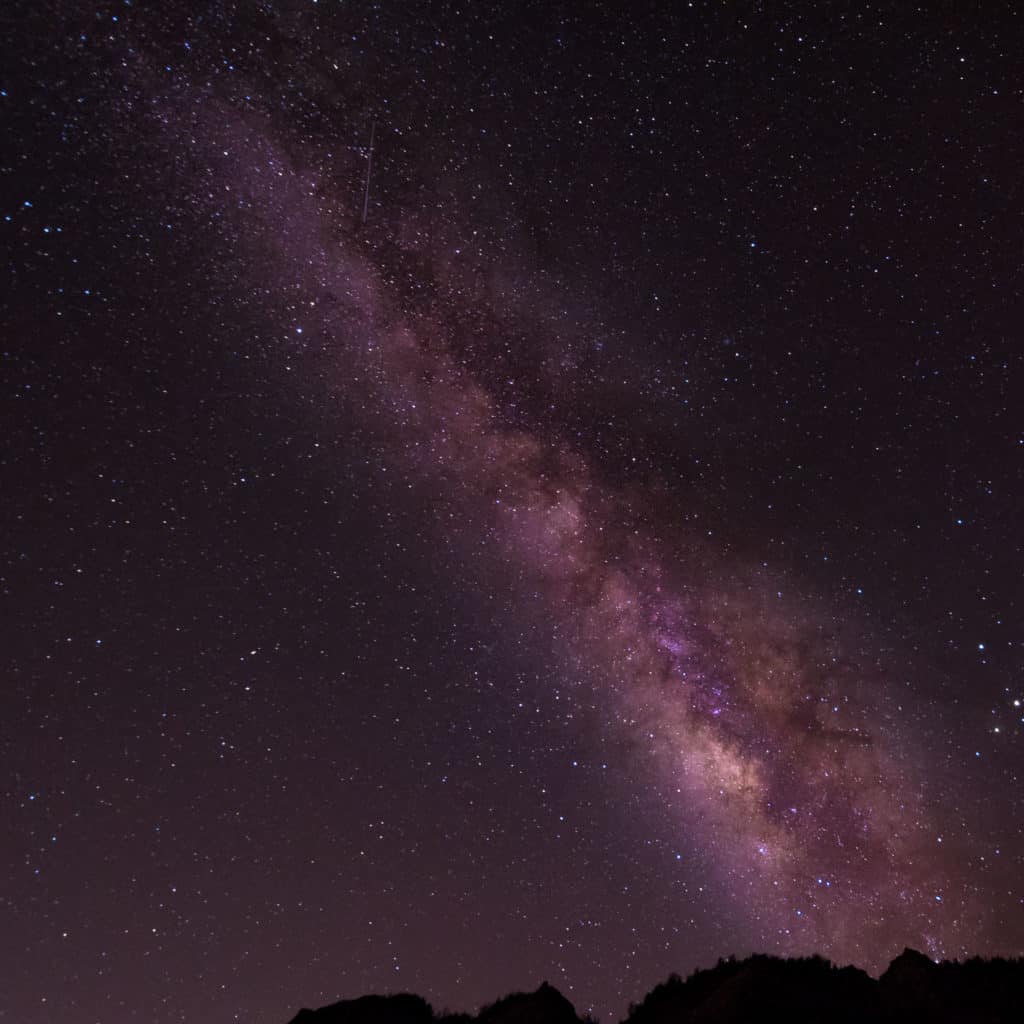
(287, 949, 1024, 1024)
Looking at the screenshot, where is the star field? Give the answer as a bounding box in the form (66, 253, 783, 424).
(3, 3, 1023, 1023)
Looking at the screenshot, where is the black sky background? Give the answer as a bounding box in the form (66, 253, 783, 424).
(3, 3, 1023, 1023)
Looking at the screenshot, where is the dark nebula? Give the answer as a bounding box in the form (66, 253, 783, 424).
(3, 3, 1023, 1023)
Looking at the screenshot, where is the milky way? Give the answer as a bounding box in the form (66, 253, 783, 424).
(167, 96, 976, 968)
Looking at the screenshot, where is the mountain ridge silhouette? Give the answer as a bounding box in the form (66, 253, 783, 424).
(285, 950, 1024, 1024)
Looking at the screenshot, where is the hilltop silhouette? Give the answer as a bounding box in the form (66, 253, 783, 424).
(286, 951, 1024, 1024)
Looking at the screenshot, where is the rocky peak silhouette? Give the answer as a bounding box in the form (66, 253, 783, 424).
(288, 992, 435, 1024)
(285, 951, 1024, 1024)
(880, 946, 938, 981)
(477, 981, 582, 1024)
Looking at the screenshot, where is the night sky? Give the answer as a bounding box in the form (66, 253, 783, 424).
(4, 3, 1024, 1022)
